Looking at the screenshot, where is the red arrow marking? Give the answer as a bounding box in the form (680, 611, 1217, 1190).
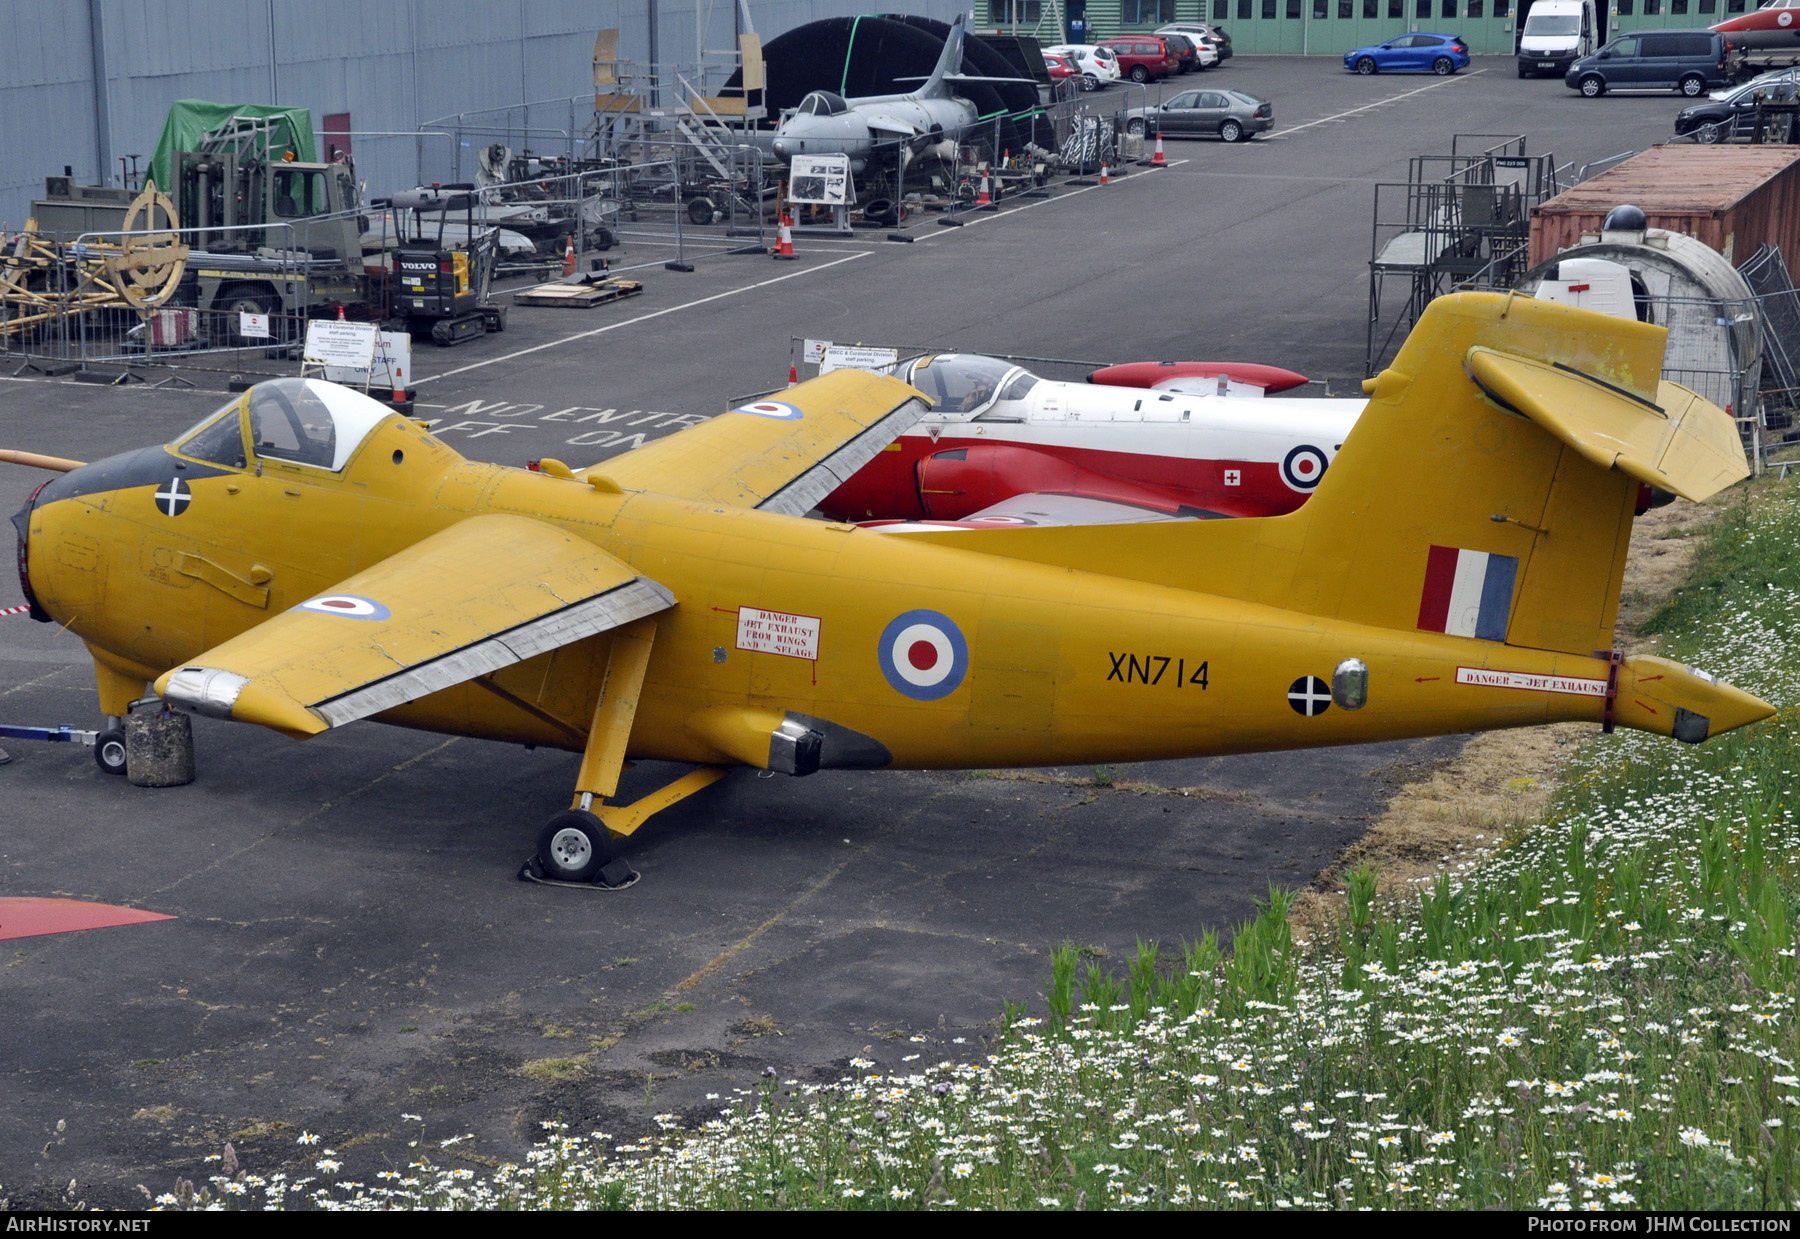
(1415, 676, 1440, 683)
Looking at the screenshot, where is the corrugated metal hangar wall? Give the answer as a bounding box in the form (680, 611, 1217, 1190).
(0, 0, 970, 230)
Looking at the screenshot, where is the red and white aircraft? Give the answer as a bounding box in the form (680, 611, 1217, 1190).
(1711, 0, 1799, 50)
(815, 354, 1366, 527)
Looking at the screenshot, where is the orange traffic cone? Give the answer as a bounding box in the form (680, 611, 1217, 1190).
(562, 235, 576, 277)
(772, 211, 796, 260)
(1151, 130, 1167, 167)
(975, 170, 992, 207)
(788, 363, 799, 385)
(336, 304, 346, 321)
(1100, 162, 1110, 186)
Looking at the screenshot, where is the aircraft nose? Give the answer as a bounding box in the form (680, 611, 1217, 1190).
(772, 137, 794, 159)
(11, 480, 52, 622)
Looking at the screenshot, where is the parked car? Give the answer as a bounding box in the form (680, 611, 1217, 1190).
(1158, 22, 1232, 61)
(1043, 43, 1122, 90)
(1123, 89, 1273, 142)
(1162, 31, 1199, 73)
(1098, 34, 1181, 83)
(1343, 32, 1470, 75)
(1043, 51, 1080, 86)
(1566, 29, 1734, 97)
(1674, 69, 1800, 140)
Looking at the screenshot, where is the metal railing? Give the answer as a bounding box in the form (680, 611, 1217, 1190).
(2, 219, 314, 377)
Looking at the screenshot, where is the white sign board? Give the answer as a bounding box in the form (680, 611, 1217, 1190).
(238, 312, 271, 340)
(303, 320, 379, 373)
(735, 606, 821, 661)
(316, 328, 411, 393)
(369, 331, 412, 393)
(819, 344, 899, 376)
(788, 154, 854, 206)
(802, 338, 830, 364)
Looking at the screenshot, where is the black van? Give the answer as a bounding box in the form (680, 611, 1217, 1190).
(1565, 29, 1732, 97)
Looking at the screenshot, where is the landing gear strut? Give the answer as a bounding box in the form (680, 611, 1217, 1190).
(526, 620, 725, 889)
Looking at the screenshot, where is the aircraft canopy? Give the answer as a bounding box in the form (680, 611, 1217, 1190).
(903, 354, 1039, 419)
(797, 91, 850, 116)
(176, 379, 393, 473)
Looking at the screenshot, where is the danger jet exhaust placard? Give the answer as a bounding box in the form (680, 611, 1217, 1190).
(736, 606, 821, 661)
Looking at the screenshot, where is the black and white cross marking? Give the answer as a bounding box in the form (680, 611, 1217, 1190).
(1287, 675, 1331, 717)
(154, 477, 192, 517)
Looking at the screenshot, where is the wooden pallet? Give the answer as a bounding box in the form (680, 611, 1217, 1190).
(514, 277, 645, 308)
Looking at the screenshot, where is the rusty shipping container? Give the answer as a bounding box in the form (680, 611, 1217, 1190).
(1529, 145, 1800, 268)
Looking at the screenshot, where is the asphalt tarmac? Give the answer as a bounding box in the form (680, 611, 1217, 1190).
(0, 57, 1695, 1205)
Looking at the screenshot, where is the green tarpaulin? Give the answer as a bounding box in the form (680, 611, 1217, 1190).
(148, 101, 316, 195)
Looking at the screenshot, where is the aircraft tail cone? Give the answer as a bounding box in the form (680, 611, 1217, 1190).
(562, 235, 576, 277)
(772, 212, 797, 260)
(975, 170, 992, 207)
(1151, 131, 1167, 166)
(1100, 162, 1110, 185)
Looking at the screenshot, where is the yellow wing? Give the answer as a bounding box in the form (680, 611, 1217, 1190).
(153, 514, 672, 737)
(583, 368, 929, 514)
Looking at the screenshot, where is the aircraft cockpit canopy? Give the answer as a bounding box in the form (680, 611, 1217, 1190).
(175, 378, 394, 473)
(903, 354, 1039, 420)
(797, 91, 850, 116)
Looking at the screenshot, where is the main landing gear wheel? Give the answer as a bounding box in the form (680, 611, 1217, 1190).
(537, 809, 617, 883)
(95, 727, 127, 776)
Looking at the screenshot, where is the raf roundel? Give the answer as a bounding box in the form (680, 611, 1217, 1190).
(295, 594, 392, 621)
(732, 399, 804, 421)
(877, 609, 969, 701)
(1281, 444, 1330, 492)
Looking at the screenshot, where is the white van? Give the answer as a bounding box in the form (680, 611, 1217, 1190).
(1518, 0, 1598, 78)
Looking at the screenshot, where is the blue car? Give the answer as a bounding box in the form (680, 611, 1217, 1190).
(1344, 32, 1470, 75)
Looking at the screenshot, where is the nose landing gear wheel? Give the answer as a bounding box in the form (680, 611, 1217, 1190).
(95, 727, 127, 776)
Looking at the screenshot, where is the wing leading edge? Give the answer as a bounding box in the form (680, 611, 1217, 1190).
(156, 514, 673, 737)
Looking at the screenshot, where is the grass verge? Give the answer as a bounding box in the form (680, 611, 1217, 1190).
(182, 481, 1800, 1210)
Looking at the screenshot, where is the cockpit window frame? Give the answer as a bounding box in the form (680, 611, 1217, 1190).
(171, 398, 251, 471)
(799, 90, 850, 116)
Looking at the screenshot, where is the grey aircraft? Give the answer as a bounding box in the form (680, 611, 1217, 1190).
(769, 15, 1024, 171)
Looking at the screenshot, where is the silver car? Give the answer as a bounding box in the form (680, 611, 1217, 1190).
(1124, 88, 1272, 143)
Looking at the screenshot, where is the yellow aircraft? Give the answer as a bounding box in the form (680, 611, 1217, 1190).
(6, 293, 1774, 882)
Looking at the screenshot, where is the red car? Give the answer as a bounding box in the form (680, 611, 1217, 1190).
(1098, 35, 1180, 83)
(1043, 52, 1079, 85)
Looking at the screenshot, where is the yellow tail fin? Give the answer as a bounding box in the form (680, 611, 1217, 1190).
(910, 292, 1750, 658)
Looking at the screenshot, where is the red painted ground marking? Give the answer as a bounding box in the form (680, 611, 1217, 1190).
(0, 897, 175, 941)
